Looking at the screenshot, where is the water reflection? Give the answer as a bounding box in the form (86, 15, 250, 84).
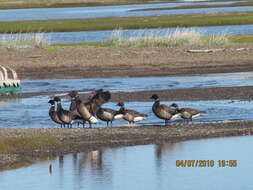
(155, 142, 175, 175)
(0, 97, 21, 107)
(57, 149, 113, 190)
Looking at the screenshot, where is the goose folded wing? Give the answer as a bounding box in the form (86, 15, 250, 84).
(126, 109, 148, 117)
(102, 108, 116, 114)
(182, 108, 204, 115)
(160, 104, 177, 114)
(62, 109, 76, 119)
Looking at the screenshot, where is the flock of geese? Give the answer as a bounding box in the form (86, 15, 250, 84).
(48, 89, 206, 128)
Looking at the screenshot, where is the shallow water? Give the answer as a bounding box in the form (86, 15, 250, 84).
(0, 1, 243, 21)
(0, 96, 252, 128)
(2, 72, 253, 128)
(1, 135, 253, 190)
(22, 72, 253, 93)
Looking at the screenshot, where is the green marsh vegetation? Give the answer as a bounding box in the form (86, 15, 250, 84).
(0, 32, 50, 50)
(0, 136, 61, 153)
(2, 29, 253, 50)
(55, 33, 253, 48)
(229, 34, 253, 44)
(1, 11, 253, 33)
(1, 28, 253, 50)
(0, 0, 176, 9)
(101, 28, 230, 48)
(131, 1, 253, 11)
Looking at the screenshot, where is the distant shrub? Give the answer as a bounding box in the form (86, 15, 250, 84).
(0, 32, 51, 50)
(103, 28, 230, 48)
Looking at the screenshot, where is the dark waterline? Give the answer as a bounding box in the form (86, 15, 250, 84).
(1, 135, 253, 190)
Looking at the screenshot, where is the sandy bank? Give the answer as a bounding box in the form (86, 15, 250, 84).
(1, 46, 253, 79)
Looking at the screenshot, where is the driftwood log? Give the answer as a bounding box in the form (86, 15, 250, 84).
(187, 49, 225, 53)
(187, 47, 253, 53)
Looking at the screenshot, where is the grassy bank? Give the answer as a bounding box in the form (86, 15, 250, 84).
(229, 34, 253, 44)
(0, 32, 50, 50)
(54, 33, 253, 48)
(131, 1, 253, 11)
(1, 11, 253, 33)
(0, 136, 61, 153)
(100, 29, 230, 48)
(0, 0, 175, 10)
(1, 30, 252, 50)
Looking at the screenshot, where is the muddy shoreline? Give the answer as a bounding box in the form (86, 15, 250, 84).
(19, 85, 253, 101)
(1, 46, 253, 80)
(1, 121, 253, 171)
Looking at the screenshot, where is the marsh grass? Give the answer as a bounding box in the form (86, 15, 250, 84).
(132, 1, 253, 12)
(0, 136, 61, 152)
(0, 0, 172, 9)
(0, 32, 50, 50)
(229, 34, 253, 44)
(102, 29, 230, 48)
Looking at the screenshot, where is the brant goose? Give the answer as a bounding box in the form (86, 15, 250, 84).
(54, 96, 75, 128)
(48, 99, 64, 128)
(96, 107, 123, 127)
(89, 89, 111, 114)
(68, 90, 86, 127)
(74, 89, 111, 127)
(116, 102, 148, 124)
(150, 94, 180, 125)
(74, 96, 100, 128)
(170, 103, 206, 123)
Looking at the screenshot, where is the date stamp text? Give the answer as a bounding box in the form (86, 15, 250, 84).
(176, 160, 237, 168)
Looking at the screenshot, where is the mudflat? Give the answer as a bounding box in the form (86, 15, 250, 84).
(1, 45, 253, 79)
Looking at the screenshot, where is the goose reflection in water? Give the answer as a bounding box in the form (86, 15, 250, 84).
(57, 149, 113, 187)
(0, 97, 21, 107)
(155, 142, 177, 176)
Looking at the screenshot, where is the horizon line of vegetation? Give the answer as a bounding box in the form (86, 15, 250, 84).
(130, 1, 253, 12)
(1, 11, 253, 34)
(0, 0, 178, 10)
